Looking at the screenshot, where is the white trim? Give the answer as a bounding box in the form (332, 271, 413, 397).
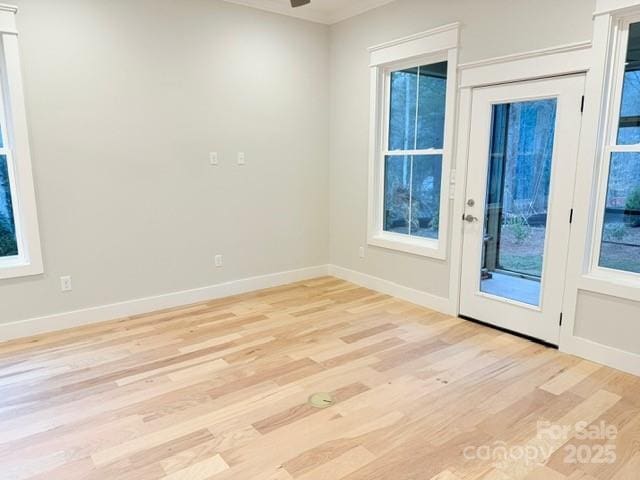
(578, 273, 640, 302)
(369, 23, 460, 67)
(561, 335, 640, 377)
(452, 45, 594, 325)
(595, 0, 640, 16)
(384, 148, 443, 156)
(447, 87, 473, 317)
(0, 4, 16, 35)
(448, 42, 640, 377)
(459, 42, 593, 88)
(458, 75, 586, 346)
(369, 23, 460, 53)
(368, 233, 443, 259)
(328, 264, 454, 315)
(607, 143, 640, 152)
(3, 261, 637, 376)
(367, 26, 459, 261)
(0, 265, 329, 342)
(220, 0, 395, 25)
(459, 42, 593, 71)
(585, 14, 640, 286)
(0, 31, 43, 280)
(560, 12, 621, 363)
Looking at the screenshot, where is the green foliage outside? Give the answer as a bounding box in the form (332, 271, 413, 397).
(0, 216, 17, 257)
(0, 156, 18, 258)
(625, 186, 640, 227)
(604, 223, 627, 242)
(503, 215, 530, 244)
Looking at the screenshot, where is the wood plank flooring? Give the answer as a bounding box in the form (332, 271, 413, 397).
(0, 277, 639, 479)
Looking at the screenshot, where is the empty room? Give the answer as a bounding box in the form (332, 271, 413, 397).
(0, 0, 639, 478)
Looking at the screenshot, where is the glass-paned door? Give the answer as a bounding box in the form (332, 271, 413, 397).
(459, 76, 585, 345)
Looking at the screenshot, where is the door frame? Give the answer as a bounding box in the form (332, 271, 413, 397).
(448, 42, 593, 342)
(459, 75, 585, 345)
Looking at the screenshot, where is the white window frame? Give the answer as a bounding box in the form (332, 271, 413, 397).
(0, 4, 42, 280)
(367, 23, 459, 260)
(588, 10, 640, 287)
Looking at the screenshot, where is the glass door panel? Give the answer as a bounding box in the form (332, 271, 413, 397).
(479, 99, 558, 306)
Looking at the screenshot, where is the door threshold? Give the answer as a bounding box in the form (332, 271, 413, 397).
(459, 314, 558, 349)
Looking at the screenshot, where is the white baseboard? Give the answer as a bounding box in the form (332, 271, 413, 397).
(329, 266, 639, 377)
(0, 265, 330, 342)
(561, 335, 640, 377)
(5, 262, 638, 379)
(328, 264, 454, 315)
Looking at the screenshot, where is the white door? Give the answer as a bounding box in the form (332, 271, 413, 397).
(459, 75, 585, 345)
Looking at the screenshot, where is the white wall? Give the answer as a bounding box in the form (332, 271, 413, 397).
(0, 0, 330, 324)
(575, 292, 640, 355)
(328, 0, 595, 301)
(2, 0, 637, 376)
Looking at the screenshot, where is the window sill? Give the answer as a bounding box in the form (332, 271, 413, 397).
(368, 232, 446, 260)
(0, 257, 43, 281)
(578, 268, 640, 303)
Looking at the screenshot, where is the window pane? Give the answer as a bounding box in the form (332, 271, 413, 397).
(383, 154, 442, 239)
(389, 69, 418, 151)
(0, 154, 18, 258)
(416, 62, 447, 150)
(617, 22, 640, 144)
(411, 154, 442, 239)
(599, 152, 640, 274)
(383, 155, 410, 235)
(480, 99, 557, 306)
(389, 62, 447, 151)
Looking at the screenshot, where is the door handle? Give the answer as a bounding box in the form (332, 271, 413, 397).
(464, 214, 479, 223)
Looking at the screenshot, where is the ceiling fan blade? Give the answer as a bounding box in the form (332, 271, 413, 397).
(290, 0, 311, 7)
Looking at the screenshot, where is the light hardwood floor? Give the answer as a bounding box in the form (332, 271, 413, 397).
(1, 277, 639, 479)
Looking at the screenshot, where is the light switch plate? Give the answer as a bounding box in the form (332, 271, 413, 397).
(237, 152, 246, 166)
(209, 152, 219, 166)
(60, 276, 73, 292)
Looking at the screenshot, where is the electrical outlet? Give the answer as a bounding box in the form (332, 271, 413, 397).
(215, 255, 223, 268)
(60, 276, 73, 292)
(209, 152, 219, 166)
(359, 246, 365, 259)
(237, 152, 246, 166)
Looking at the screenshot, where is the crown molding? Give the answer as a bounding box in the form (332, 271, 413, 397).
(369, 22, 461, 53)
(368, 22, 460, 67)
(0, 3, 17, 35)
(594, 0, 640, 16)
(0, 4, 17, 14)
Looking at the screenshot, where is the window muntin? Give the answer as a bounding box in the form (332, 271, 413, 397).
(382, 61, 447, 241)
(598, 20, 640, 275)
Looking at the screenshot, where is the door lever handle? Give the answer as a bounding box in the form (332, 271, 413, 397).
(464, 214, 479, 223)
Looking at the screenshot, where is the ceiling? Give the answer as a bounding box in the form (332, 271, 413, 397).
(222, 0, 396, 24)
